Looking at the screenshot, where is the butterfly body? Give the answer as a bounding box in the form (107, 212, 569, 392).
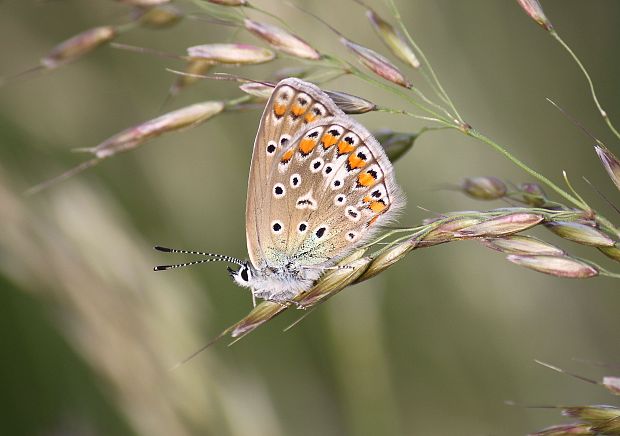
(226, 78, 406, 302)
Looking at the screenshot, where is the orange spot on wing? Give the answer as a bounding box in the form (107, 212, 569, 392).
(337, 140, 355, 156)
(304, 113, 316, 123)
(291, 104, 305, 117)
(362, 195, 372, 203)
(274, 103, 286, 117)
(281, 149, 294, 163)
(299, 138, 316, 155)
(357, 171, 375, 187)
(369, 200, 387, 213)
(321, 133, 338, 149)
(347, 153, 366, 170)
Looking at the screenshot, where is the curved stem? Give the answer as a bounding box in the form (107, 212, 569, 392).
(551, 30, 620, 141)
(467, 129, 588, 209)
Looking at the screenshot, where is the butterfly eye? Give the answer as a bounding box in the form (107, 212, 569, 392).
(240, 267, 249, 282)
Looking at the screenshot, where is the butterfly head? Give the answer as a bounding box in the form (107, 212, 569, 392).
(227, 262, 256, 289)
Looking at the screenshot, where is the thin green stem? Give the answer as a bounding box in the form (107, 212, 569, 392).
(467, 129, 588, 210)
(551, 31, 620, 140)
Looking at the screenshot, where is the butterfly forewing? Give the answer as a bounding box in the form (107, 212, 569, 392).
(246, 78, 343, 267)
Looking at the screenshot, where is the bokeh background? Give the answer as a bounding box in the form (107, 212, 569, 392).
(1, 1, 619, 435)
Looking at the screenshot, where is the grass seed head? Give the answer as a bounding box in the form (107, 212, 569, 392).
(598, 245, 620, 263)
(90, 101, 225, 158)
(529, 423, 595, 436)
(603, 377, 620, 395)
(358, 240, 416, 282)
(516, 0, 554, 31)
(244, 19, 321, 60)
(545, 221, 616, 247)
(169, 59, 213, 96)
(186, 43, 275, 64)
(562, 406, 620, 432)
(366, 9, 420, 68)
(462, 176, 507, 200)
(41, 26, 117, 69)
(455, 212, 544, 237)
(341, 38, 412, 88)
(132, 4, 184, 28)
(373, 129, 417, 163)
(324, 90, 377, 114)
(595, 145, 620, 192)
(481, 235, 565, 256)
(239, 82, 275, 100)
(519, 182, 548, 207)
(506, 254, 599, 278)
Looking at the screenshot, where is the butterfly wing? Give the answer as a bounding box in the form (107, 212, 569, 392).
(269, 115, 405, 267)
(246, 78, 344, 268)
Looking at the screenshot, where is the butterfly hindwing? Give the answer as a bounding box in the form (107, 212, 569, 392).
(270, 116, 404, 267)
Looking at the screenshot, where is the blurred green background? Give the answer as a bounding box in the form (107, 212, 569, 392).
(1, 1, 619, 435)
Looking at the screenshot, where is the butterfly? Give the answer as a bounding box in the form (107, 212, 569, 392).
(155, 78, 405, 303)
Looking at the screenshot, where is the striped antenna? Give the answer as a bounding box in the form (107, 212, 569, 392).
(153, 245, 244, 271)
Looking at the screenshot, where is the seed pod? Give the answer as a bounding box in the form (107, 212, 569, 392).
(244, 19, 321, 60)
(373, 129, 417, 163)
(87, 101, 225, 158)
(207, 0, 248, 5)
(239, 82, 275, 100)
(462, 176, 507, 200)
(186, 43, 275, 64)
(516, 0, 554, 31)
(358, 240, 416, 282)
(529, 423, 595, 436)
(481, 235, 564, 256)
(324, 90, 377, 114)
(340, 38, 412, 88)
(595, 145, 620, 192)
(519, 182, 548, 207)
(366, 9, 420, 68)
(506, 255, 598, 278)
(455, 212, 544, 237)
(132, 4, 184, 28)
(598, 244, 620, 263)
(545, 221, 615, 247)
(41, 26, 117, 69)
(603, 377, 620, 395)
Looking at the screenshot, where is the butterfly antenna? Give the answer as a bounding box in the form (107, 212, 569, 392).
(153, 245, 244, 271)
